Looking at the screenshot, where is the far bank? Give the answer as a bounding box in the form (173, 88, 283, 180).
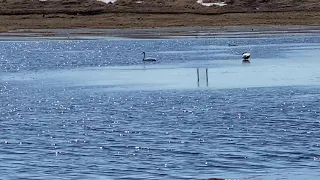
(1, 12, 320, 32)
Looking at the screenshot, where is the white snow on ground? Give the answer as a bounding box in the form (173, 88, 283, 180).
(97, 0, 117, 4)
(197, 0, 227, 7)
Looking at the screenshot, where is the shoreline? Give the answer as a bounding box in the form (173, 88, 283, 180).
(1, 25, 320, 40)
(1, 11, 320, 35)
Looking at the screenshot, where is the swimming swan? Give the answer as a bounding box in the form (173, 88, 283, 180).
(142, 52, 157, 62)
(242, 52, 250, 60)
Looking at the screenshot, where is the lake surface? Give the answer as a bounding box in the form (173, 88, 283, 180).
(1, 32, 320, 180)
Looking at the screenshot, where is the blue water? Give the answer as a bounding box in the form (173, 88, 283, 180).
(1, 33, 320, 180)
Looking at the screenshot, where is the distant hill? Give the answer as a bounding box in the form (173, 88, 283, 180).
(1, 0, 320, 15)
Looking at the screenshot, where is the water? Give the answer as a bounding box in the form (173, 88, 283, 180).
(1, 32, 320, 180)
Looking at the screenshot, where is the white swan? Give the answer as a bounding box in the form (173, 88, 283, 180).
(242, 52, 250, 60)
(142, 52, 156, 62)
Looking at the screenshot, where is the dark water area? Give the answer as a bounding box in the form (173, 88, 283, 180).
(1, 33, 320, 179)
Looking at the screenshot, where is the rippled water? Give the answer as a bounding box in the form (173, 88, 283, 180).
(1, 32, 320, 180)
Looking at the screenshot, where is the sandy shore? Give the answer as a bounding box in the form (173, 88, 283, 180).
(1, 25, 320, 40)
(1, 11, 320, 39)
(1, 11, 320, 33)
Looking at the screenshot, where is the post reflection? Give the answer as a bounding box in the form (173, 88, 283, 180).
(197, 68, 209, 87)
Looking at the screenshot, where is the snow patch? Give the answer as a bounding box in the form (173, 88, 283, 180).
(97, 0, 117, 4)
(197, 0, 227, 7)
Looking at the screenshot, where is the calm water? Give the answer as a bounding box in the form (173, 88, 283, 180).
(1, 32, 320, 180)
